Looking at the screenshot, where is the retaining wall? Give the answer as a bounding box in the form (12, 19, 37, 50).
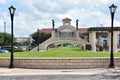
(0, 58, 120, 69)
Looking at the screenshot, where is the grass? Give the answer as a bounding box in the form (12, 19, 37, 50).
(0, 47, 120, 58)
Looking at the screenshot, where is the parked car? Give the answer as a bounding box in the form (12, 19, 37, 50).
(1, 46, 18, 52)
(14, 46, 26, 52)
(1, 46, 25, 52)
(0, 49, 9, 53)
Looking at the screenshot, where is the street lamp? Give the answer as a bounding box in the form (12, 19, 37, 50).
(37, 29, 40, 51)
(109, 4, 117, 68)
(8, 5, 16, 68)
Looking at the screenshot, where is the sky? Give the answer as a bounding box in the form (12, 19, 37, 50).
(0, 0, 120, 37)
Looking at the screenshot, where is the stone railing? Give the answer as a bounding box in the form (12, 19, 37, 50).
(56, 37, 77, 41)
(0, 58, 120, 69)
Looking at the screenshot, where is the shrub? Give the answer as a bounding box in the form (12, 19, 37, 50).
(14, 49, 25, 52)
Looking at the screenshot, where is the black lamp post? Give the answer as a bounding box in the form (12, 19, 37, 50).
(8, 5, 16, 68)
(37, 29, 39, 51)
(109, 4, 117, 68)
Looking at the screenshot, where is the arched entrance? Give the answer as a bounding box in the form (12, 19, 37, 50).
(46, 40, 85, 50)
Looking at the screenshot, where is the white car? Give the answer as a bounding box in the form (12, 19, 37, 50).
(0, 49, 9, 53)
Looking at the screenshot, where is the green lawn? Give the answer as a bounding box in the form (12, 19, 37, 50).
(0, 47, 120, 58)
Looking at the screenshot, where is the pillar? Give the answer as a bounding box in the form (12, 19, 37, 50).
(84, 36, 88, 42)
(113, 31, 119, 52)
(76, 30, 79, 38)
(99, 36, 103, 47)
(108, 31, 118, 52)
(52, 31, 55, 38)
(89, 32, 92, 45)
(89, 31, 96, 52)
(108, 32, 111, 52)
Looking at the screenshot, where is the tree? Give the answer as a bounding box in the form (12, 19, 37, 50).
(0, 32, 16, 47)
(31, 32, 51, 46)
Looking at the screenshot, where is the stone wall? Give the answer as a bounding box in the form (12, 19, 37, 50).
(0, 58, 120, 69)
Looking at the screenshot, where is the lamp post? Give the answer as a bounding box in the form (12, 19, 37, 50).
(8, 5, 16, 68)
(109, 4, 117, 68)
(37, 29, 39, 51)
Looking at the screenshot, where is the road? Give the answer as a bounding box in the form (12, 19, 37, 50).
(0, 73, 120, 80)
(0, 75, 104, 80)
(0, 68, 120, 80)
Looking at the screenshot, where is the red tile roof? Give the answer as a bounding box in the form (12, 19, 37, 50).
(39, 28, 52, 33)
(78, 28, 88, 34)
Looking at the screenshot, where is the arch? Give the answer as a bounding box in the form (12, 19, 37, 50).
(45, 40, 85, 50)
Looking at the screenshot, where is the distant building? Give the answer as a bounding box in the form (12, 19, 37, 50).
(16, 37, 30, 43)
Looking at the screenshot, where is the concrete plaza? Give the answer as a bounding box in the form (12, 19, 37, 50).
(0, 67, 119, 76)
(0, 68, 120, 80)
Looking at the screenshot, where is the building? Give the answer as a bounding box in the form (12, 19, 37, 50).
(30, 18, 120, 52)
(31, 18, 89, 51)
(15, 37, 31, 43)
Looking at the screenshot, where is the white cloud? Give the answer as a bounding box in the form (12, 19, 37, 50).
(0, 0, 6, 3)
(16, 0, 120, 29)
(57, 7, 120, 27)
(14, 12, 40, 37)
(101, 0, 109, 4)
(1, 0, 120, 37)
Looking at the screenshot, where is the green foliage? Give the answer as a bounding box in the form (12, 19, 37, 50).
(14, 49, 25, 52)
(0, 32, 16, 47)
(0, 47, 120, 58)
(31, 32, 51, 46)
(15, 42, 30, 46)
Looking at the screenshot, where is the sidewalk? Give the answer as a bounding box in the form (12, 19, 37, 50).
(0, 68, 117, 76)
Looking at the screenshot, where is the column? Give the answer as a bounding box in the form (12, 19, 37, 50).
(108, 32, 111, 52)
(89, 31, 96, 52)
(99, 36, 103, 47)
(52, 31, 55, 38)
(89, 32, 92, 45)
(84, 36, 88, 42)
(113, 31, 119, 52)
(76, 30, 79, 38)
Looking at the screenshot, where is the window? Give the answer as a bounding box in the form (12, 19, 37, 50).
(64, 22, 70, 25)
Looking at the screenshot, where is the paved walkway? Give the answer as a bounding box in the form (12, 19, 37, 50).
(0, 67, 119, 76)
